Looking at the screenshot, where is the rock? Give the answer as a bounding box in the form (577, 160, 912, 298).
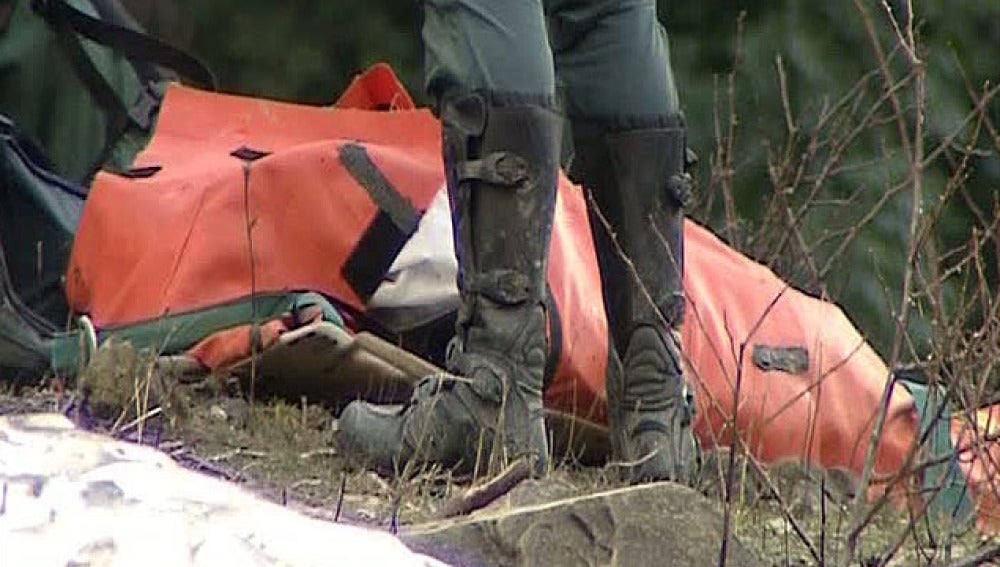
(402, 481, 764, 567)
(478, 477, 580, 513)
(0, 413, 444, 567)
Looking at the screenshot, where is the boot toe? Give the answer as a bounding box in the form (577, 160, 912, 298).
(337, 400, 408, 473)
(619, 425, 699, 485)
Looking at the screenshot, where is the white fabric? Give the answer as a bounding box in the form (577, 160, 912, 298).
(367, 186, 460, 331)
(0, 414, 447, 567)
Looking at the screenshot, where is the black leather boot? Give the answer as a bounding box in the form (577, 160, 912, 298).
(570, 117, 698, 483)
(338, 93, 561, 477)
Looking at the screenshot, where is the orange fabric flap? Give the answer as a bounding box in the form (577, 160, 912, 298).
(189, 319, 289, 370)
(67, 82, 444, 327)
(335, 63, 416, 111)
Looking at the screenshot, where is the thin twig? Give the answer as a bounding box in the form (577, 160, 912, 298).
(847, 0, 928, 560)
(946, 543, 1000, 567)
(436, 458, 532, 519)
(390, 491, 402, 534)
(741, 448, 823, 564)
(115, 406, 163, 437)
(208, 447, 267, 462)
(719, 287, 789, 567)
(334, 471, 347, 522)
(718, 12, 747, 247)
(288, 478, 322, 490)
(299, 448, 339, 460)
(242, 158, 259, 432)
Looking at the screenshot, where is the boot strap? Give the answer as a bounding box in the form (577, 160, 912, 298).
(466, 270, 533, 304)
(411, 373, 456, 399)
(667, 172, 693, 208)
(630, 291, 686, 331)
(660, 292, 686, 328)
(455, 151, 528, 187)
(627, 390, 696, 433)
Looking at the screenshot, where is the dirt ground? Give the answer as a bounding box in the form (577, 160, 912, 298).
(1, 348, 995, 567)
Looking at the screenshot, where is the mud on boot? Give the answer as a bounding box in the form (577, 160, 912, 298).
(338, 301, 549, 476)
(609, 326, 697, 483)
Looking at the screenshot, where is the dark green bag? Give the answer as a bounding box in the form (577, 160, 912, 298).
(0, 0, 215, 184)
(0, 113, 84, 379)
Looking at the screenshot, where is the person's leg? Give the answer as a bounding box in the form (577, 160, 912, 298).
(548, 0, 697, 482)
(548, 0, 680, 121)
(339, 0, 562, 477)
(422, 0, 555, 102)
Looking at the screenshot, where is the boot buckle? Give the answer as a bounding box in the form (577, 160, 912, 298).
(456, 152, 528, 187)
(667, 173, 693, 207)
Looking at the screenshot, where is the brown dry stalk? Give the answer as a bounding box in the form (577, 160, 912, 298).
(946, 542, 1000, 567)
(719, 287, 790, 567)
(241, 158, 259, 433)
(846, 1, 927, 561)
(710, 11, 747, 247)
(435, 458, 532, 519)
(740, 442, 823, 564)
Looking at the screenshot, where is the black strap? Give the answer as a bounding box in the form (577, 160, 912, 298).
(88, 0, 161, 85)
(0, 215, 56, 340)
(339, 143, 420, 234)
(338, 143, 422, 302)
(342, 213, 414, 303)
(32, 0, 216, 90)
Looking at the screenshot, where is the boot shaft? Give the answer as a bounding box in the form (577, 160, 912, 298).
(440, 94, 563, 310)
(570, 119, 693, 427)
(338, 95, 564, 479)
(440, 92, 563, 444)
(570, 120, 691, 341)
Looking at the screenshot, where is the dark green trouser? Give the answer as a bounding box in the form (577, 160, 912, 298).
(423, 0, 680, 122)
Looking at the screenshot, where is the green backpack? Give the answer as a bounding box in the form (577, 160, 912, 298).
(0, 0, 214, 184)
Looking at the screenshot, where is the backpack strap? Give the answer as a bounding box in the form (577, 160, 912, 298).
(32, 0, 216, 90)
(338, 142, 422, 302)
(30, 0, 217, 177)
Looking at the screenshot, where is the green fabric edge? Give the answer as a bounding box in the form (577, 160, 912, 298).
(50, 292, 343, 375)
(900, 378, 975, 536)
